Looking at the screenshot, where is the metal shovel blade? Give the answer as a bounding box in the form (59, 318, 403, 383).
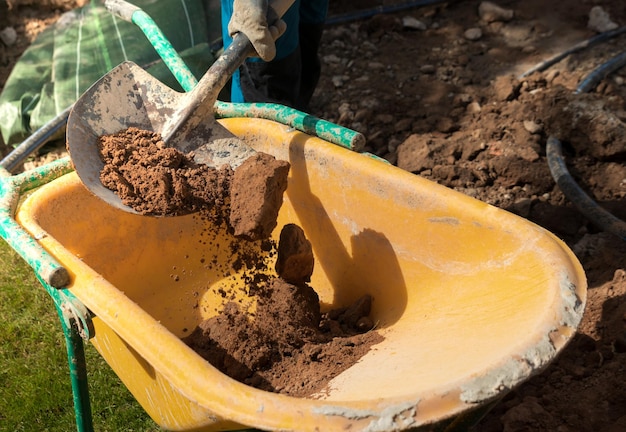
(66, 33, 256, 215)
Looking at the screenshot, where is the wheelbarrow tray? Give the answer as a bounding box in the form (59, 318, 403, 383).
(15, 117, 586, 431)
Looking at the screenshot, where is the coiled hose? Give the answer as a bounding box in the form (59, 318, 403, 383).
(575, 49, 626, 93)
(546, 136, 626, 240)
(520, 25, 626, 78)
(524, 27, 626, 241)
(325, 0, 450, 26)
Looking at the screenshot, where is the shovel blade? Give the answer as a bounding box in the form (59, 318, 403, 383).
(67, 61, 256, 215)
(67, 61, 183, 213)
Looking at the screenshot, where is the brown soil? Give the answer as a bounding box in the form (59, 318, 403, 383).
(98, 127, 232, 216)
(184, 223, 382, 397)
(97, 127, 289, 240)
(2, 0, 626, 430)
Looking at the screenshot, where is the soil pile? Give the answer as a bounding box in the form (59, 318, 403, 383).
(184, 224, 383, 397)
(97, 127, 289, 240)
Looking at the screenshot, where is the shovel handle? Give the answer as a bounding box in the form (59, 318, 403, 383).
(103, 0, 198, 91)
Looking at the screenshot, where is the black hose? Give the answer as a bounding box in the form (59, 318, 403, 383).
(546, 136, 626, 241)
(520, 25, 626, 78)
(0, 106, 71, 174)
(575, 49, 626, 93)
(325, 0, 449, 26)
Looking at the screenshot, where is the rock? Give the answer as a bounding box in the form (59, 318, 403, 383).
(523, 120, 543, 134)
(0, 26, 17, 46)
(323, 54, 341, 64)
(394, 118, 413, 132)
(467, 101, 482, 113)
(478, 1, 514, 23)
(420, 64, 436, 74)
(402, 16, 426, 31)
(367, 61, 385, 71)
(331, 75, 345, 87)
(464, 27, 483, 41)
(275, 224, 314, 285)
(510, 197, 532, 218)
(387, 137, 402, 153)
(500, 23, 532, 45)
(435, 117, 458, 133)
(501, 397, 555, 431)
(337, 102, 354, 123)
(461, 139, 486, 161)
(353, 108, 373, 122)
(453, 93, 473, 107)
(493, 75, 520, 101)
(588, 6, 618, 33)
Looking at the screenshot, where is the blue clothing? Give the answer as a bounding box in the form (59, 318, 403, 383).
(220, 0, 328, 106)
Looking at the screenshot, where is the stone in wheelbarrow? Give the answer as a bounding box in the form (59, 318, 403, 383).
(97, 126, 290, 241)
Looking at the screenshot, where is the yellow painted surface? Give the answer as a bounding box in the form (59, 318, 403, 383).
(15, 118, 586, 431)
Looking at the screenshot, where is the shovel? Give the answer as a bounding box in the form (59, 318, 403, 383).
(66, 0, 292, 216)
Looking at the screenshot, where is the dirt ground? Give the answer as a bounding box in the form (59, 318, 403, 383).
(2, 0, 626, 431)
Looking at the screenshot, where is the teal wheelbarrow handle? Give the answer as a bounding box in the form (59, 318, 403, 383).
(104, 0, 199, 91)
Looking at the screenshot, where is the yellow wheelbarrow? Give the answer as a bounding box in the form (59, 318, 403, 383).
(1, 113, 586, 431)
(0, 1, 586, 431)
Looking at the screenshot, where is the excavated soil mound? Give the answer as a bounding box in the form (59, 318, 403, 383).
(184, 224, 383, 397)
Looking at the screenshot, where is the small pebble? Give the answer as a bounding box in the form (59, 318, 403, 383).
(0, 27, 17, 46)
(588, 6, 618, 33)
(478, 1, 514, 23)
(402, 16, 427, 31)
(420, 64, 436, 74)
(523, 120, 543, 134)
(464, 28, 483, 41)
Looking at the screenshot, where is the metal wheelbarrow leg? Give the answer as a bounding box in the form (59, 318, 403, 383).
(0, 158, 94, 432)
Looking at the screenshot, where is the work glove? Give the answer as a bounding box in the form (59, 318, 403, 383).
(228, 0, 295, 62)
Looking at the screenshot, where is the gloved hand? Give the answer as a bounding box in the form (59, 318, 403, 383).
(228, 0, 294, 62)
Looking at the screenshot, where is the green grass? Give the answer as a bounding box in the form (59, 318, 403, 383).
(0, 239, 161, 431)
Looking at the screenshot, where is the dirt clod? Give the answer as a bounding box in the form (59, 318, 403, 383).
(230, 152, 290, 241)
(275, 223, 314, 284)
